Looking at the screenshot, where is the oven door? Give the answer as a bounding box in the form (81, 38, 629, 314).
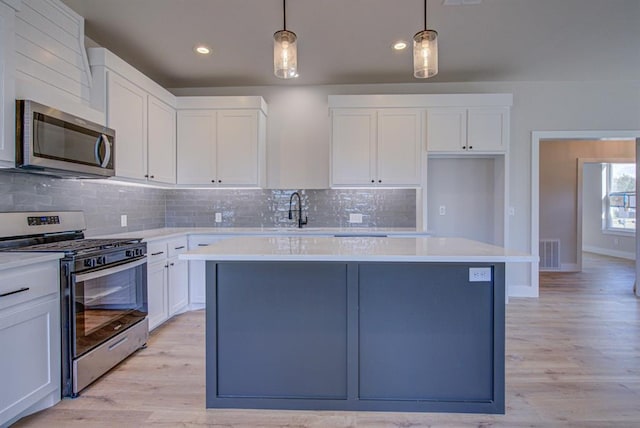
(72, 258, 147, 358)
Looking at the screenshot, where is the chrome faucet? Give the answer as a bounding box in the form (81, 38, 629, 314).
(288, 191, 308, 228)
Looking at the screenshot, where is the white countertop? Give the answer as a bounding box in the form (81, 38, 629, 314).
(0, 252, 64, 271)
(180, 236, 535, 263)
(90, 227, 429, 242)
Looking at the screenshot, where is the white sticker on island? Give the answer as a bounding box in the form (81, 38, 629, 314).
(469, 267, 492, 282)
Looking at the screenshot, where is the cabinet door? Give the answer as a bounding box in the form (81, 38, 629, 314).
(168, 257, 189, 316)
(426, 108, 467, 152)
(377, 109, 422, 185)
(147, 260, 168, 331)
(107, 71, 148, 180)
(331, 109, 376, 186)
(177, 110, 216, 184)
(467, 107, 509, 152)
(0, 3, 15, 164)
(147, 96, 176, 184)
(0, 297, 59, 426)
(359, 263, 494, 401)
(216, 110, 259, 186)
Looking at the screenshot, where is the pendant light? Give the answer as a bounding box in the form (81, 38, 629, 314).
(274, 0, 298, 79)
(413, 0, 438, 78)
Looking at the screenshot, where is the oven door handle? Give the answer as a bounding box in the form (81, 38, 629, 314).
(74, 258, 147, 283)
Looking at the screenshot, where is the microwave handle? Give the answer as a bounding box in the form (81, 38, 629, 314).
(94, 134, 112, 168)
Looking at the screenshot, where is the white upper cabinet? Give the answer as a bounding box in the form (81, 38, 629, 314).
(377, 109, 422, 185)
(176, 110, 216, 185)
(427, 106, 509, 153)
(107, 71, 148, 180)
(176, 97, 267, 187)
(147, 95, 176, 184)
(331, 108, 422, 187)
(331, 109, 376, 186)
(216, 110, 260, 186)
(467, 107, 509, 152)
(90, 48, 177, 184)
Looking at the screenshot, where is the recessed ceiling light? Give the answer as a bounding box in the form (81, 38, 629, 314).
(393, 41, 408, 50)
(194, 45, 211, 55)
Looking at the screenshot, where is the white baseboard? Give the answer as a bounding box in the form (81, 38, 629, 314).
(583, 246, 635, 260)
(508, 284, 539, 298)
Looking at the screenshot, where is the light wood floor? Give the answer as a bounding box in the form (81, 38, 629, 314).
(15, 253, 640, 427)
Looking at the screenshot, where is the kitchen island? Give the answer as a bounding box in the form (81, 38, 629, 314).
(181, 236, 533, 414)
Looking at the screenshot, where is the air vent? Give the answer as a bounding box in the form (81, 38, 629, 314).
(539, 239, 560, 270)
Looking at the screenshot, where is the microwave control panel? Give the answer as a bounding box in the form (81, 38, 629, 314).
(27, 215, 60, 226)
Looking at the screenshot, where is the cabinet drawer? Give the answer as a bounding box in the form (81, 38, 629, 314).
(0, 262, 59, 311)
(167, 237, 188, 258)
(147, 241, 167, 263)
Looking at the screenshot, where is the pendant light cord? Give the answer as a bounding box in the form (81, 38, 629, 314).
(424, 0, 427, 30)
(283, 0, 287, 31)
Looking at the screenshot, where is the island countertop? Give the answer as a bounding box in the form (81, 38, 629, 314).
(180, 236, 535, 263)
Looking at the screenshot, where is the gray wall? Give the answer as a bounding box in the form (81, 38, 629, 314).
(0, 171, 416, 235)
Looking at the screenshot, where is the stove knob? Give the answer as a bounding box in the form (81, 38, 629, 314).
(136, 248, 144, 257)
(84, 258, 96, 268)
(96, 256, 106, 265)
(125, 250, 133, 257)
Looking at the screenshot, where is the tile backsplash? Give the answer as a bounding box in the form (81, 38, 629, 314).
(0, 171, 166, 236)
(165, 188, 416, 228)
(0, 171, 416, 235)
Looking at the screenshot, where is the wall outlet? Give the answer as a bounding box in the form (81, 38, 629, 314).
(439, 205, 446, 216)
(349, 213, 363, 223)
(120, 214, 127, 227)
(508, 206, 516, 216)
(215, 212, 222, 223)
(469, 267, 492, 282)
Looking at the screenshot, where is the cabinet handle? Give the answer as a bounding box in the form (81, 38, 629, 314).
(170, 262, 175, 266)
(469, 146, 473, 150)
(378, 180, 382, 183)
(150, 175, 155, 179)
(144, 174, 149, 178)
(462, 146, 467, 150)
(218, 180, 222, 183)
(164, 264, 169, 268)
(0, 287, 30, 298)
(151, 251, 165, 256)
(174, 246, 185, 250)
(211, 180, 215, 183)
(371, 179, 375, 183)
(198, 243, 209, 247)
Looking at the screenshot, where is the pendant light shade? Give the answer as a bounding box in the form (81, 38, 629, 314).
(413, 0, 438, 78)
(274, 0, 298, 79)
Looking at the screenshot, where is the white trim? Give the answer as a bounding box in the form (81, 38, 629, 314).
(583, 246, 635, 260)
(531, 130, 640, 297)
(508, 284, 538, 298)
(328, 94, 513, 109)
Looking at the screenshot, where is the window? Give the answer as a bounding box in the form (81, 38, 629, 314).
(605, 163, 635, 232)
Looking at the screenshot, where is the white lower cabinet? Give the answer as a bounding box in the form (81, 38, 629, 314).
(146, 236, 188, 331)
(187, 234, 235, 306)
(0, 260, 60, 427)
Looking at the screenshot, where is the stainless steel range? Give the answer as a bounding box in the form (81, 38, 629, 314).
(0, 211, 148, 397)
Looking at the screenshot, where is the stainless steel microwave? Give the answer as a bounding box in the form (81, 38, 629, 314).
(15, 100, 115, 178)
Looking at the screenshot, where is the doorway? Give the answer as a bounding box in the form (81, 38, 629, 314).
(531, 131, 640, 297)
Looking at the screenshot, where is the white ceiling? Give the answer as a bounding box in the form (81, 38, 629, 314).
(59, 0, 640, 89)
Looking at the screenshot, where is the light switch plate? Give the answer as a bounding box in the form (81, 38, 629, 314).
(349, 213, 363, 223)
(215, 212, 222, 223)
(120, 214, 127, 227)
